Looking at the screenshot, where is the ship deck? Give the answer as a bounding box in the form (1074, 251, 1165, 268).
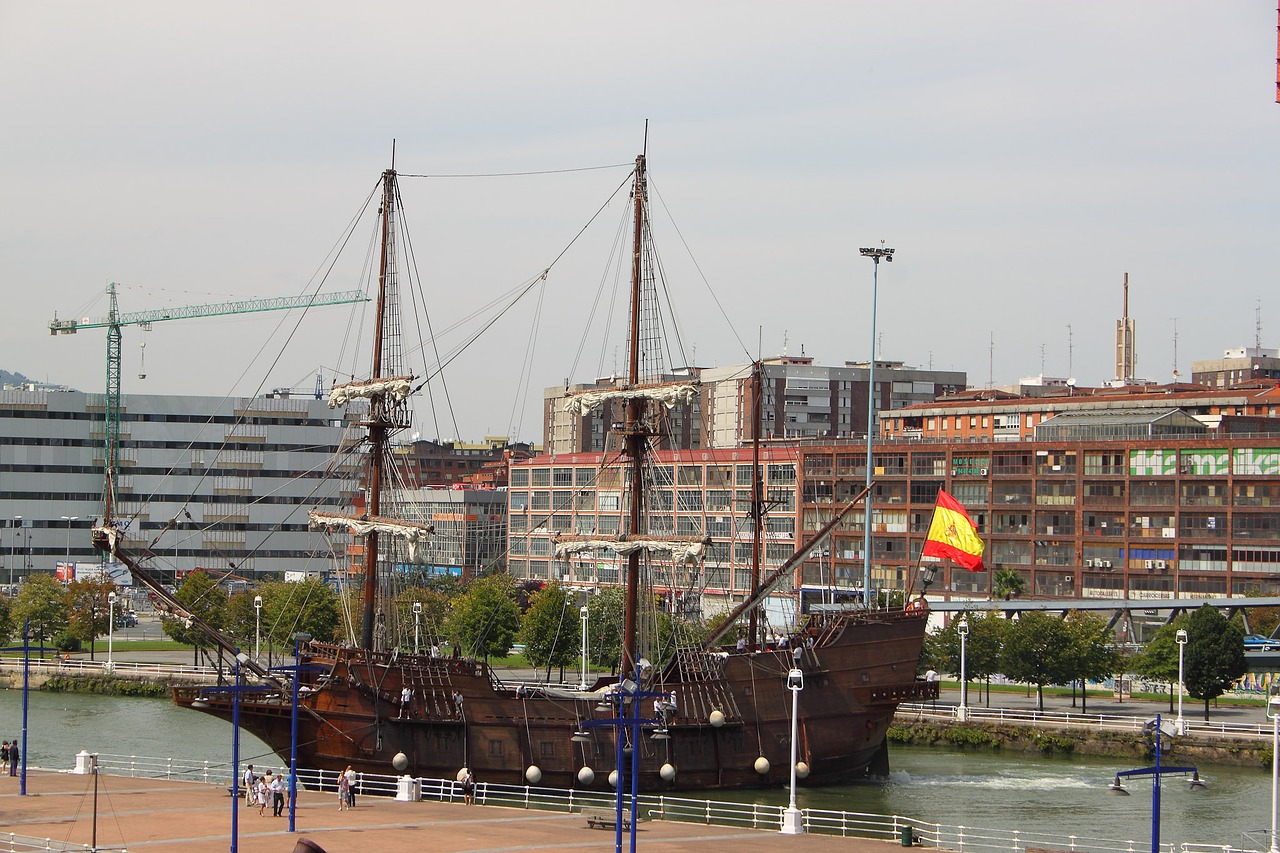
(0, 770, 905, 853)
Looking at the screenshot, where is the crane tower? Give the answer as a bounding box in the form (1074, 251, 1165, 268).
(50, 283, 367, 523)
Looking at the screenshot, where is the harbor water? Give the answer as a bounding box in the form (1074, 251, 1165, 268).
(1, 689, 1272, 848)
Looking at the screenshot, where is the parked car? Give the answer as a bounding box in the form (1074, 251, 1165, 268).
(1243, 634, 1279, 651)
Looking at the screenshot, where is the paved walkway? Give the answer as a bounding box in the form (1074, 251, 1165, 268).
(0, 771, 900, 853)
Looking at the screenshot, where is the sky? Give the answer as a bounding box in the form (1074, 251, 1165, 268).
(2, 2, 1278, 443)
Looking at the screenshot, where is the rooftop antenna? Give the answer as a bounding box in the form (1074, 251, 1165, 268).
(988, 332, 994, 388)
(782, 330, 788, 357)
(1067, 324, 1073, 377)
(1256, 298, 1263, 354)
(877, 332, 883, 361)
(1170, 317, 1180, 381)
(1040, 343, 1045, 375)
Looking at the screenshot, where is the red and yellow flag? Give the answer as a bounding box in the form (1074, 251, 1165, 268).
(922, 489, 985, 571)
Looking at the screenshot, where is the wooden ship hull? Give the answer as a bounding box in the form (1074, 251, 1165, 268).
(173, 609, 936, 791)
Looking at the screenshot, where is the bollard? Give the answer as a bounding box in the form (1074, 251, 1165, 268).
(900, 824, 914, 847)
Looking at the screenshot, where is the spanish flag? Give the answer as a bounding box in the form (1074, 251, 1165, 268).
(922, 489, 985, 571)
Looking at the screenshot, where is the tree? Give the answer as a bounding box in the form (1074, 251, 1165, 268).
(1183, 604, 1247, 720)
(12, 574, 69, 656)
(444, 574, 520, 660)
(585, 587, 626, 672)
(1000, 611, 1072, 711)
(0, 595, 12, 648)
(257, 578, 342, 649)
(393, 586, 450, 652)
(1062, 611, 1122, 713)
(161, 571, 228, 666)
(519, 581, 581, 678)
(926, 611, 1007, 706)
(1132, 618, 1188, 712)
(991, 568, 1027, 601)
(64, 578, 116, 660)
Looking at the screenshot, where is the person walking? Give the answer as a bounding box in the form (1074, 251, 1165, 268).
(257, 772, 272, 816)
(8, 740, 18, 777)
(344, 766, 357, 808)
(336, 768, 350, 810)
(271, 770, 285, 817)
(1, 740, 9, 773)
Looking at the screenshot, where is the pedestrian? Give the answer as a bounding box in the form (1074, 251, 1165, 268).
(336, 768, 349, 810)
(344, 766, 357, 808)
(257, 772, 272, 816)
(453, 690, 464, 717)
(430, 643, 440, 659)
(1, 740, 9, 773)
(8, 740, 17, 777)
(243, 764, 255, 806)
(399, 685, 411, 719)
(271, 770, 285, 817)
(461, 768, 475, 806)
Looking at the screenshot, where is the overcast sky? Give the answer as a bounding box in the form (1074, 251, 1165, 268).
(3, 2, 1277, 443)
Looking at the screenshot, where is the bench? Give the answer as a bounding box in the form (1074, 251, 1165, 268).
(582, 807, 631, 830)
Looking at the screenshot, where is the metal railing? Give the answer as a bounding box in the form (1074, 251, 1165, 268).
(896, 702, 1274, 740)
(0, 833, 95, 853)
(39, 754, 1271, 853)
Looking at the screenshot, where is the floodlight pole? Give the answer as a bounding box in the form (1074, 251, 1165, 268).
(957, 619, 970, 722)
(781, 668, 805, 834)
(107, 591, 117, 671)
(1268, 693, 1280, 853)
(859, 243, 893, 611)
(580, 605, 590, 690)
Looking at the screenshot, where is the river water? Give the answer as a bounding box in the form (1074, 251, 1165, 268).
(1, 689, 1271, 848)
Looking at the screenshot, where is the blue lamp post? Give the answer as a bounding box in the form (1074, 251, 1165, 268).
(1107, 713, 1206, 853)
(289, 632, 312, 832)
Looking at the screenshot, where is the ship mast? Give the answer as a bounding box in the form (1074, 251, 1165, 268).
(621, 152, 647, 677)
(747, 361, 763, 651)
(358, 168, 395, 649)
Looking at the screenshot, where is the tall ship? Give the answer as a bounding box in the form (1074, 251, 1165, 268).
(93, 145, 937, 790)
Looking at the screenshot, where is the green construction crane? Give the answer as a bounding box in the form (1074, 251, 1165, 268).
(50, 282, 368, 523)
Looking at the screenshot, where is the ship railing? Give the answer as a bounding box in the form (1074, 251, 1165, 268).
(896, 702, 1275, 740)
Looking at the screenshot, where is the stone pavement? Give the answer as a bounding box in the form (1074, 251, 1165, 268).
(0, 771, 902, 853)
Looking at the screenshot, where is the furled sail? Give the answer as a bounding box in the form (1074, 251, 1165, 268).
(554, 536, 706, 564)
(327, 376, 413, 408)
(308, 510, 434, 561)
(562, 382, 699, 416)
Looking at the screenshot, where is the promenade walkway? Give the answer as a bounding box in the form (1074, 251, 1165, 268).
(0, 771, 900, 853)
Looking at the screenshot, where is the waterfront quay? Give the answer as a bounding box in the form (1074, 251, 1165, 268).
(1, 770, 902, 853)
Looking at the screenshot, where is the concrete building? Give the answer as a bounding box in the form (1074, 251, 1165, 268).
(0, 388, 355, 582)
(511, 382, 1280, 612)
(1192, 347, 1280, 388)
(544, 357, 966, 454)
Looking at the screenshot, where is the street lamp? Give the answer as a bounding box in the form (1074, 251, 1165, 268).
(579, 605, 590, 690)
(8, 516, 19, 587)
(60, 516, 79, 571)
(106, 591, 117, 672)
(254, 595, 262, 660)
(412, 601, 422, 655)
(781, 668, 805, 835)
(1175, 629, 1188, 735)
(956, 618, 970, 722)
(1268, 691, 1280, 853)
(858, 243, 893, 611)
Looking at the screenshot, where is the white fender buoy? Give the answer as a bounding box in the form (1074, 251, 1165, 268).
(525, 765, 542, 785)
(577, 766, 595, 785)
(608, 769, 619, 788)
(392, 752, 409, 772)
(796, 761, 810, 779)
(754, 756, 771, 775)
(659, 763, 676, 782)
(709, 710, 726, 728)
